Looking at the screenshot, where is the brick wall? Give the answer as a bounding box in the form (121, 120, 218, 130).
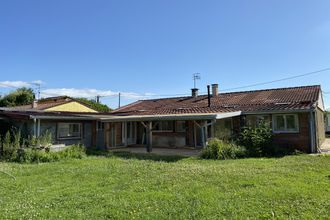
(272, 113, 311, 153)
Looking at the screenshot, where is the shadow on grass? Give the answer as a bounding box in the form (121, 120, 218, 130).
(86, 149, 187, 163)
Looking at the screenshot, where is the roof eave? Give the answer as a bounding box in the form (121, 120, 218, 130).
(100, 111, 242, 122)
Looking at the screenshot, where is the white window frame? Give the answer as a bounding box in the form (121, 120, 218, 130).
(57, 123, 82, 140)
(272, 114, 299, 133)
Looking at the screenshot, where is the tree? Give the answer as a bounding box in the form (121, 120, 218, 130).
(76, 98, 112, 113)
(0, 88, 35, 107)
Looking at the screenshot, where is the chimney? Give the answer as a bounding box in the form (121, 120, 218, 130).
(212, 84, 219, 97)
(191, 88, 199, 98)
(207, 85, 211, 107)
(32, 100, 38, 109)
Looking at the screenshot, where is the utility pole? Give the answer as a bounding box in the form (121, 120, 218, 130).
(118, 92, 121, 108)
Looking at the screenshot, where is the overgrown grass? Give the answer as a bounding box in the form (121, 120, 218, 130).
(17, 145, 86, 163)
(0, 154, 329, 219)
(1, 145, 86, 163)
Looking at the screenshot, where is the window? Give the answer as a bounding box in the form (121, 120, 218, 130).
(273, 114, 299, 133)
(57, 123, 82, 139)
(153, 121, 174, 132)
(97, 121, 104, 131)
(175, 121, 186, 132)
(328, 115, 330, 127)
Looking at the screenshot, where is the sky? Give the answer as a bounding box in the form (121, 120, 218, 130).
(0, 0, 330, 109)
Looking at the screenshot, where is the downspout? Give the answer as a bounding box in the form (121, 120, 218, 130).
(309, 105, 317, 153)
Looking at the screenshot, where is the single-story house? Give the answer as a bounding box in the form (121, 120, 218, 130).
(0, 85, 326, 153)
(0, 96, 100, 147)
(326, 109, 330, 133)
(103, 84, 326, 153)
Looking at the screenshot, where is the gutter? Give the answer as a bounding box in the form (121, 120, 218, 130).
(29, 115, 96, 121)
(99, 111, 242, 122)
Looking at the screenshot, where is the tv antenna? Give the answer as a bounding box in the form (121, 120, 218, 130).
(96, 95, 106, 103)
(31, 82, 41, 100)
(193, 73, 201, 88)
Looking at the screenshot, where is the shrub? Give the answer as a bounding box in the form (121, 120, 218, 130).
(38, 130, 52, 149)
(200, 139, 247, 160)
(2, 131, 15, 160)
(57, 145, 86, 159)
(238, 122, 273, 156)
(17, 145, 86, 163)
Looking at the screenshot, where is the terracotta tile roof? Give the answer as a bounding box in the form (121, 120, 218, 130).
(111, 85, 321, 116)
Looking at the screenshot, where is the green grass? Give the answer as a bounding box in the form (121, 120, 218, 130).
(0, 153, 329, 219)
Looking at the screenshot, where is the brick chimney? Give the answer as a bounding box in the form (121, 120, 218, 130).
(32, 100, 38, 109)
(191, 88, 199, 98)
(212, 84, 219, 97)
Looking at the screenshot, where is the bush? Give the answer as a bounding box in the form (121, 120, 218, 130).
(2, 130, 17, 160)
(238, 122, 273, 156)
(17, 145, 86, 163)
(200, 139, 247, 160)
(0, 128, 86, 163)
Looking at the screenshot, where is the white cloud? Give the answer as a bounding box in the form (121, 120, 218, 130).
(31, 80, 45, 85)
(41, 88, 155, 99)
(0, 80, 155, 100)
(0, 81, 31, 88)
(0, 80, 44, 88)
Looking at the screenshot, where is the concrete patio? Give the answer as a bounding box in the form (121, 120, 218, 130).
(110, 146, 201, 157)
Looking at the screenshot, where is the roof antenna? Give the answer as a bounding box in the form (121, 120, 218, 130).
(31, 82, 41, 100)
(193, 73, 201, 89)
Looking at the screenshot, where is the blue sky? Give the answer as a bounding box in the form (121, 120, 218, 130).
(0, 0, 329, 109)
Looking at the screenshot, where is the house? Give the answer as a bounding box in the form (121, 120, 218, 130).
(0, 85, 326, 153)
(0, 96, 99, 147)
(103, 84, 326, 153)
(326, 109, 330, 134)
(3, 96, 98, 113)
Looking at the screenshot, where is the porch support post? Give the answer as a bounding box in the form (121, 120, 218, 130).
(141, 121, 152, 153)
(204, 121, 208, 145)
(33, 118, 37, 137)
(37, 119, 41, 137)
(124, 122, 128, 147)
(202, 121, 208, 147)
(147, 122, 153, 152)
(111, 123, 116, 147)
(193, 120, 197, 148)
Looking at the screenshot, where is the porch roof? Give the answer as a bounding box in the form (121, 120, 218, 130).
(97, 111, 242, 122)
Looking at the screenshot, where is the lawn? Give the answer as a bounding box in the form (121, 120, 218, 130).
(0, 152, 329, 219)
